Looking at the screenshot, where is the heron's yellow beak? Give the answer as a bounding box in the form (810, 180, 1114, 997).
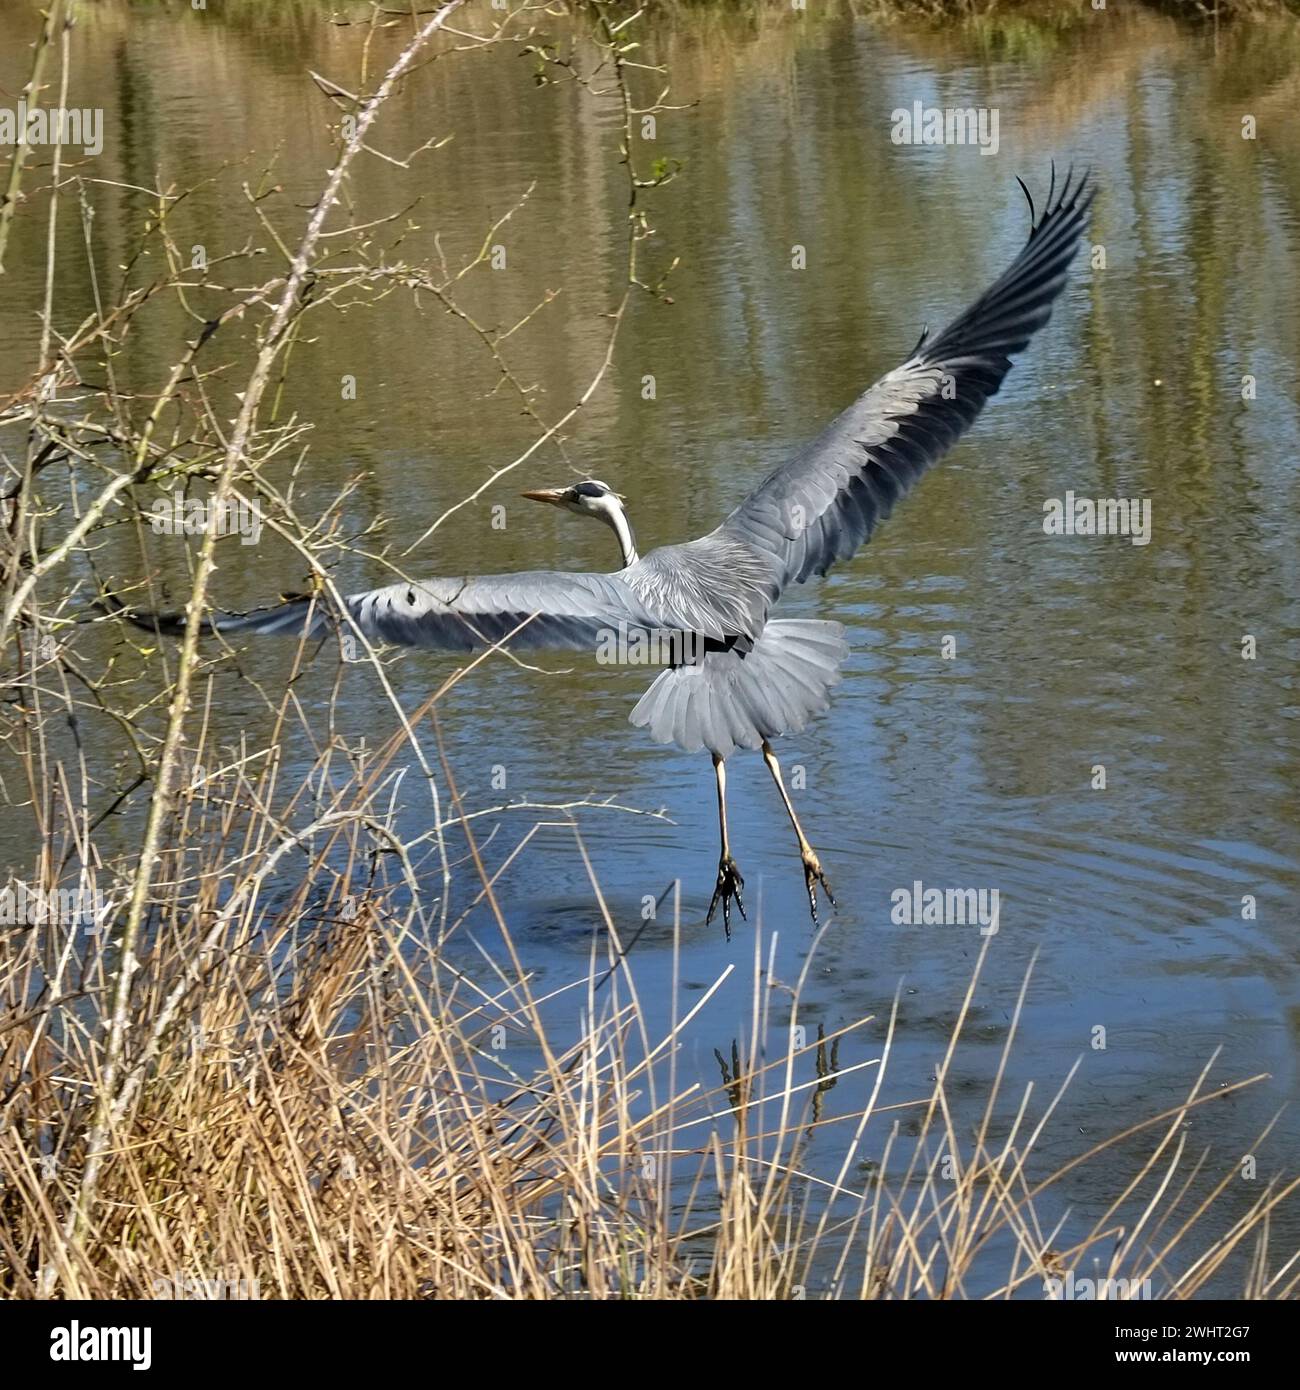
(521, 488, 568, 507)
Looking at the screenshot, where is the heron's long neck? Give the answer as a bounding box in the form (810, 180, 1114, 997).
(605, 505, 639, 568)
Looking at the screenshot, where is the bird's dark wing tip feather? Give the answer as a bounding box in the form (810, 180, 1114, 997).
(721, 161, 1096, 591)
(95, 588, 188, 637)
(1029, 161, 1095, 234)
(96, 586, 317, 639)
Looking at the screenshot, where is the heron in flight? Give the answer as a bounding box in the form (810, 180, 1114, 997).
(119, 171, 1092, 935)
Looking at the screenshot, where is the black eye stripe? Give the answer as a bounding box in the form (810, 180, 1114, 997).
(572, 482, 606, 498)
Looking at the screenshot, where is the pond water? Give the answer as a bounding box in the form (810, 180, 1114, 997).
(1, 1, 1297, 1295)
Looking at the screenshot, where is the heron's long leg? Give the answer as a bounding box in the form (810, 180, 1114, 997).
(705, 753, 745, 938)
(761, 740, 836, 925)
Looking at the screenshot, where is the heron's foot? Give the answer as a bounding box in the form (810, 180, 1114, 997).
(706, 854, 747, 939)
(801, 849, 836, 926)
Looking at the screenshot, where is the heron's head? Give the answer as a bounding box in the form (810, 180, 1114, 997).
(521, 479, 638, 566)
(522, 478, 624, 520)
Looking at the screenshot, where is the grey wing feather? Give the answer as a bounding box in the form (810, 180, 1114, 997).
(714, 168, 1094, 590)
(341, 571, 660, 651)
(125, 570, 664, 652)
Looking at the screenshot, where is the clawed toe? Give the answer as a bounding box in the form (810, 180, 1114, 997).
(801, 852, 836, 926)
(706, 855, 747, 939)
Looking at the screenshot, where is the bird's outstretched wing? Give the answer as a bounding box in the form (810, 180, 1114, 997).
(713, 168, 1094, 591)
(111, 570, 666, 653)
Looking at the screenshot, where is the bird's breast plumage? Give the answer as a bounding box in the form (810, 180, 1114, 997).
(620, 536, 780, 642)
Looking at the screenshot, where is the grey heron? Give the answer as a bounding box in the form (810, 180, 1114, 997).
(116, 171, 1093, 936)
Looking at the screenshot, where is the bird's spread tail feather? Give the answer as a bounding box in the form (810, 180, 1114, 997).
(629, 619, 848, 758)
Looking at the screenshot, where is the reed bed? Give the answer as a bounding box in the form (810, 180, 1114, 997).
(2, 716, 1295, 1299)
